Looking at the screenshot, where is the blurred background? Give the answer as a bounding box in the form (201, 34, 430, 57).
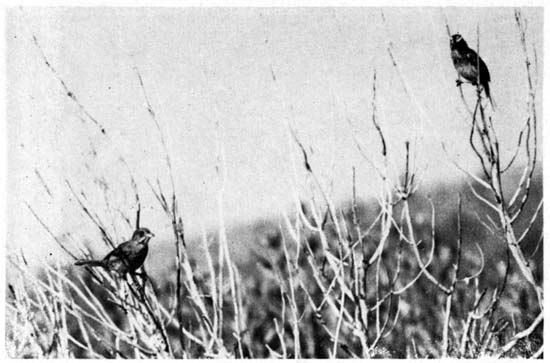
(7, 7, 542, 271)
(6, 6, 544, 358)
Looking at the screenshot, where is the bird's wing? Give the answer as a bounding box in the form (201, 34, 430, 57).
(104, 240, 135, 261)
(466, 50, 491, 82)
(479, 58, 491, 83)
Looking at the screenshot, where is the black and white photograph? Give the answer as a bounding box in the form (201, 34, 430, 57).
(4, 3, 545, 359)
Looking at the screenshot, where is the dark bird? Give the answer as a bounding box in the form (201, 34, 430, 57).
(450, 33, 495, 109)
(75, 227, 155, 274)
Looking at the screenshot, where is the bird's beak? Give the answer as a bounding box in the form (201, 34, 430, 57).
(148, 232, 155, 238)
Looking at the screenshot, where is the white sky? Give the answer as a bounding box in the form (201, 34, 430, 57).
(6, 7, 543, 264)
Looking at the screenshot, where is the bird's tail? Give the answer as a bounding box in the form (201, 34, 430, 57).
(483, 82, 496, 111)
(75, 259, 105, 268)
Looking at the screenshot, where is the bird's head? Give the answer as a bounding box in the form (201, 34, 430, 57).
(132, 227, 155, 243)
(450, 33, 468, 50)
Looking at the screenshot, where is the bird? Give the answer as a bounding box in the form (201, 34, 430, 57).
(450, 33, 495, 109)
(75, 227, 155, 274)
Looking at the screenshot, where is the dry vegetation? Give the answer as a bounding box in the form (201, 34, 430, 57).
(6, 10, 543, 358)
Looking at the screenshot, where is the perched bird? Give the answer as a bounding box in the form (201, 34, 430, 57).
(450, 33, 495, 109)
(75, 227, 155, 274)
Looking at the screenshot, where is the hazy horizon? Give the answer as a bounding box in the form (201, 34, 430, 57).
(7, 7, 543, 265)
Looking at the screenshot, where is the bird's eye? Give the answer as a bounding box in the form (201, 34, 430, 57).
(451, 34, 462, 43)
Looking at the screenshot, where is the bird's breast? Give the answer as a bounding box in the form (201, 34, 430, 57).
(451, 50, 466, 65)
(451, 50, 478, 83)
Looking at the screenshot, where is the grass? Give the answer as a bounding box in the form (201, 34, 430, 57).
(6, 174, 543, 358)
(6, 9, 543, 359)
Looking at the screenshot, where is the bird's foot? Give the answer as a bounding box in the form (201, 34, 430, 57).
(456, 79, 463, 87)
(134, 271, 149, 289)
(134, 271, 147, 278)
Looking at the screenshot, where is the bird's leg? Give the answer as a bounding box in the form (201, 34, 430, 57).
(456, 78, 464, 87)
(124, 272, 141, 293)
(134, 268, 149, 289)
(134, 271, 147, 279)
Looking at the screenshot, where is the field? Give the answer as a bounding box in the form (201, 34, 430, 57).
(6, 7, 543, 359)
